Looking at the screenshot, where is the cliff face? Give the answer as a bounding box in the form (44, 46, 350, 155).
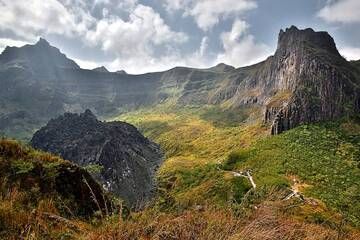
(262, 26, 360, 134)
(31, 110, 163, 206)
(211, 26, 360, 134)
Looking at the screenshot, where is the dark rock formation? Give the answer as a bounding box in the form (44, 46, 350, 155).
(211, 26, 360, 134)
(262, 26, 360, 134)
(0, 139, 111, 218)
(30, 110, 163, 206)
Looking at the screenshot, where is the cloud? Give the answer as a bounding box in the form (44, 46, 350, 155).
(105, 36, 214, 74)
(163, 0, 257, 31)
(216, 19, 270, 67)
(71, 57, 109, 70)
(0, 38, 29, 52)
(85, 4, 188, 58)
(0, 0, 94, 40)
(0, 0, 190, 73)
(318, 0, 360, 24)
(339, 47, 360, 61)
(199, 36, 209, 57)
(0, 0, 269, 73)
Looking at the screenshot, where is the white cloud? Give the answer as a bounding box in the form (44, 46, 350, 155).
(0, 0, 94, 40)
(71, 57, 109, 70)
(199, 36, 209, 57)
(0, 0, 270, 73)
(0, 0, 190, 73)
(0, 38, 29, 52)
(318, 0, 360, 23)
(216, 19, 270, 67)
(163, 0, 257, 31)
(339, 47, 360, 61)
(106, 36, 214, 74)
(85, 4, 188, 64)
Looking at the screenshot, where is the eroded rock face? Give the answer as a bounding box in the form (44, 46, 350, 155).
(213, 26, 360, 134)
(31, 110, 163, 206)
(263, 26, 360, 134)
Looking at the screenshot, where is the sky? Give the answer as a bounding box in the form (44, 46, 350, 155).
(0, 0, 360, 74)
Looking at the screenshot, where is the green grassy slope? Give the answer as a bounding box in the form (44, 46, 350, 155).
(117, 106, 360, 226)
(1, 105, 360, 239)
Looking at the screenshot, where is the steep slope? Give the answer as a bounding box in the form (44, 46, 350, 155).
(211, 26, 360, 133)
(31, 110, 163, 206)
(0, 139, 111, 239)
(0, 38, 79, 73)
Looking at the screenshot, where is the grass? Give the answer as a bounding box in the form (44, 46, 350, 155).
(1, 103, 360, 239)
(0, 139, 113, 239)
(117, 105, 360, 228)
(224, 121, 360, 226)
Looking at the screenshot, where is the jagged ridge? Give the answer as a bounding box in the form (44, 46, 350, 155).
(31, 110, 163, 206)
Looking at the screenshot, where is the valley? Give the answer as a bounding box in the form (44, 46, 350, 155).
(0, 25, 360, 239)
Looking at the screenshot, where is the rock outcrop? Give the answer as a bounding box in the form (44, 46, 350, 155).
(31, 110, 163, 206)
(261, 26, 360, 134)
(211, 26, 360, 134)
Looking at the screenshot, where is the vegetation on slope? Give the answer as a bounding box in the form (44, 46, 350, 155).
(0, 139, 112, 239)
(74, 106, 359, 239)
(1, 104, 359, 239)
(118, 106, 360, 228)
(225, 121, 360, 226)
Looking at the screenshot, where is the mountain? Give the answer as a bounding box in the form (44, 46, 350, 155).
(92, 66, 109, 73)
(210, 26, 360, 133)
(0, 38, 79, 73)
(116, 70, 128, 75)
(0, 27, 359, 140)
(207, 63, 235, 72)
(30, 109, 163, 206)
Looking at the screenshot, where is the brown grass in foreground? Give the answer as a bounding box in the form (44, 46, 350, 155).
(83, 203, 360, 240)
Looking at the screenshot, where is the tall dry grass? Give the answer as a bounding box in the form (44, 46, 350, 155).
(84, 203, 360, 240)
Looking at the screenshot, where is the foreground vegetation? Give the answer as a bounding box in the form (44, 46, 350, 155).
(0, 139, 111, 239)
(1, 104, 359, 239)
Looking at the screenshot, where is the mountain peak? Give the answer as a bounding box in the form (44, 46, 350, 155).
(31, 109, 163, 205)
(35, 37, 51, 47)
(116, 70, 128, 75)
(277, 26, 339, 55)
(92, 66, 109, 73)
(80, 109, 97, 120)
(208, 63, 235, 72)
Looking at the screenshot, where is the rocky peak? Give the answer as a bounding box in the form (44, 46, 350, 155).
(0, 37, 80, 70)
(276, 25, 340, 57)
(35, 37, 51, 47)
(261, 26, 360, 134)
(31, 110, 163, 206)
